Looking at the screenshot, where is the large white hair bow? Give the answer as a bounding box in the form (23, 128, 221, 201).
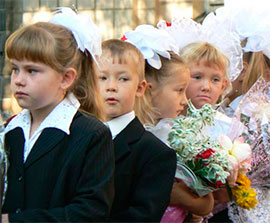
(211, 0, 270, 59)
(123, 24, 179, 69)
(50, 7, 101, 61)
(158, 17, 243, 81)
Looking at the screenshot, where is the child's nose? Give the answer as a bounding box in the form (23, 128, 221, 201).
(201, 79, 210, 91)
(180, 94, 188, 106)
(107, 80, 118, 92)
(14, 72, 26, 86)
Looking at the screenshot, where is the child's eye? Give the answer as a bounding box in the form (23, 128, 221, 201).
(192, 75, 201, 80)
(11, 67, 19, 74)
(28, 69, 38, 75)
(212, 77, 220, 82)
(98, 76, 107, 81)
(178, 88, 184, 93)
(119, 77, 129, 81)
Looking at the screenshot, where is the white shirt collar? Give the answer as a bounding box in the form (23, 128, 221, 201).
(105, 111, 135, 139)
(5, 93, 80, 136)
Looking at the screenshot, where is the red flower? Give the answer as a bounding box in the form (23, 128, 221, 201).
(197, 148, 215, 159)
(215, 180, 224, 188)
(166, 21, 171, 27)
(121, 35, 127, 41)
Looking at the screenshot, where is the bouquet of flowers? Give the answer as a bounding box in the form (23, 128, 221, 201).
(168, 100, 232, 196)
(218, 135, 257, 210)
(161, 101, 256, 223)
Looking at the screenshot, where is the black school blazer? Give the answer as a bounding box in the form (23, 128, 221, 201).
(2, 111, 115, 222)
(110, 117, 176, 222)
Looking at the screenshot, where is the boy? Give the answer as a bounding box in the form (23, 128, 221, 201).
(96, 39, 176, 222)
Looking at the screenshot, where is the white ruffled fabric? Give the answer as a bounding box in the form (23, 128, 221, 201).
(123, 24, 179, 69)
(158, 17, 243, 81)
(213, 0, 270, 59)
(144, 118, 173, 146)
(50, 7, 102, 62)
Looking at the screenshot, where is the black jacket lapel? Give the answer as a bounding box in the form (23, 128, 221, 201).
(24, 128, 65, 169)
(24, 112, 83, 169)
(113, 117, 145, 162)
(5, 128, 25, 175)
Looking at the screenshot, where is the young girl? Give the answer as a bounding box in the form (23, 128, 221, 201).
(122, 25, 215, 223)
(96, 39, 177, 222)
(146, 52, 216, 222)
(180, 42, 247, 141)
(179, 42, 235, 221)
(2, 9, 114, 222)
(224, 49, 269, 117)
(212, 2, 270, 222)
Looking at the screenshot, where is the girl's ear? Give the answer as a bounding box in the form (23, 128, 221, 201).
(61, 67, 77, 90)
(238, 61, 248, 81)
(136, 80, 147, 97)
(222, 79, 229, 92)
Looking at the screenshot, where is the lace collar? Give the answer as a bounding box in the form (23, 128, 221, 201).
(5, 93, 80, 136)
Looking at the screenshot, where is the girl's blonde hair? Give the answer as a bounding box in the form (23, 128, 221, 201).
(145, 53, 189, 122)
(242, 51, 269, 94)
(145, 52, 189, 85)
(101, 39, 155, 125)
(5, 22, 104, 120)
(180, 42, 230, 83)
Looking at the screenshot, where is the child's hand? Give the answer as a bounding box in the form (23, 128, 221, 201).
(184, 214, 204, 223)
(213, 187, 231, 204)
(169, 179, 194, 206)
(170, 179, 214, 216)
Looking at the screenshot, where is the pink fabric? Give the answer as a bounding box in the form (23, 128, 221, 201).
(161, 206, 188, 223)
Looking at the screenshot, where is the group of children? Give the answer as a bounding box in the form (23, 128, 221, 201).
(1, 0, 270, 222)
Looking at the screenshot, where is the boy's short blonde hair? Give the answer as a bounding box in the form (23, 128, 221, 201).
(100, 39, 155, 125)
(101, 39, 145, 80)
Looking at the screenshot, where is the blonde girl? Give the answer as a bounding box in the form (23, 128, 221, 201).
(146, 52, 215, 223)
(180, 42, 229, 110)
(122, 24, 215, 223)
(226, 50, 270, 115)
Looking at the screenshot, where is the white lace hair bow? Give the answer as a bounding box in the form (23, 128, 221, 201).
(158, 17, 243, 81)
(50, 7, 101, 62)
(220, 0, 270, 59)
(123, 24, 179, 69)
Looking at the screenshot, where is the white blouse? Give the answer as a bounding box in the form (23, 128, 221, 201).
(5, 93, 80, 162)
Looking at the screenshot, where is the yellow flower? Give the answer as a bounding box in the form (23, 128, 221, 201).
(232, 174, 258, 210)
(232, 187, 258, 210)
(235, 173, 251, 189)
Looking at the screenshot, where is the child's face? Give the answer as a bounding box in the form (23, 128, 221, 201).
(97, 56, 146, 120)
(186, 60, 227, 108)
(151, 66, 190, 119)
(10, 59, 65, 113)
